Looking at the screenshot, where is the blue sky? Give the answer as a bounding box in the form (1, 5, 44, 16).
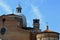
(0, 0, 60, 33)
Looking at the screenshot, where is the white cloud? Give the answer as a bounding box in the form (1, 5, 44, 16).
(31, 4, 42, 19)
(31, 5, 42, 20)
(0, 0, 12, 14)
(31, 4, 45, 25)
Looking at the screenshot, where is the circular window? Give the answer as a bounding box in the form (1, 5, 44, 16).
(1, 27, 6, 35)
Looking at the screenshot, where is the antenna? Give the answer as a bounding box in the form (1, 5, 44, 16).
(46, 22, 49, 30)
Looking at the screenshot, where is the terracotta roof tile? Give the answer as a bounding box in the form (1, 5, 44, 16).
(42, 30, 54, 32)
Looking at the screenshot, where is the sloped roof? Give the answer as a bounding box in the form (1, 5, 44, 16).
(42, 30, 54, 32)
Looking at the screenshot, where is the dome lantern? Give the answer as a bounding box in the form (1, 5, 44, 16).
(16, 4, 22, 13)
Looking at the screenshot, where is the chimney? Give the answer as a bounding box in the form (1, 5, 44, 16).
(33, 19, 40, 30)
